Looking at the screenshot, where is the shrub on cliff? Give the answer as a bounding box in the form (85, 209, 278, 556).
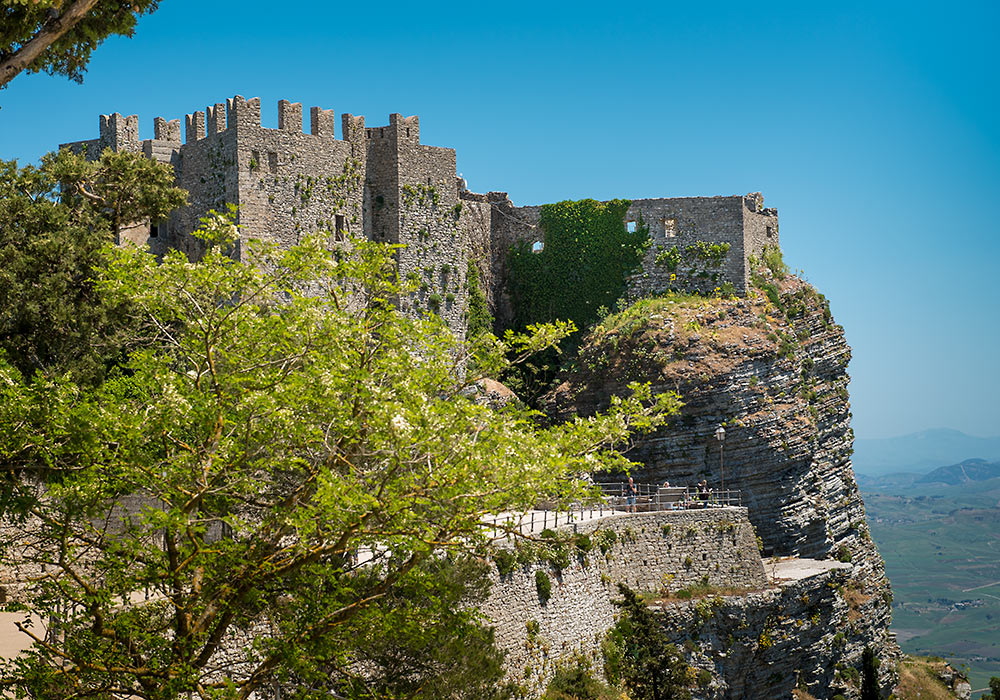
(0, 215, 679, 699)
(543, 660, 618, 700)
(605, 584, 693, 700)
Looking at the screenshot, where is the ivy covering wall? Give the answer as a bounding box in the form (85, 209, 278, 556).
(507, 199, 650, 333)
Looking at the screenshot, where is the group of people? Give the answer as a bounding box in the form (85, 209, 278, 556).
(623, 476, 713, 513)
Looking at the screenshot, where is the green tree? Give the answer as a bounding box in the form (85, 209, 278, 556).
(860, 646, 879, 700)
(0, 149, 184, 383)
(607, 584, 692, 700)
(982, 676, 1000, 700)
(45, 146, 187, 242)
(0, 0, 161, 92)
(543, 660, 617, 700)
(321, 555, 515, 700)
(0, 216, 679, 699)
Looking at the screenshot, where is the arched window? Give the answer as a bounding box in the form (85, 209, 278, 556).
(531, 240, 544, 253)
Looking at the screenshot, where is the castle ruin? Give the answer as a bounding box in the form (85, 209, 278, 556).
(61, 95, 780, 336)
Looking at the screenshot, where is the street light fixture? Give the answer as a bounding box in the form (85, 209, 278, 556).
(715, 425, 726, 500)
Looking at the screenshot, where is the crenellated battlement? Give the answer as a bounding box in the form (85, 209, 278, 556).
(227, 95, 261, 131)
(73, 97, 429, 150)
(54, 94, 777, 340)
(153, 117, 181, 142)
(364, 113, 420, 145)
(99, 112, 139, 152)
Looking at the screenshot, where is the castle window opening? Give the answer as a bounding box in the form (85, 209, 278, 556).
(335, 215, 346, 241)
(250, 150, 260, 172)
(626, 220, 637, 233)
(531, 240, 544, 253)
(149, 224, 159, 239)
(766, 225, 775, 238)
(664, 218, 678, 238)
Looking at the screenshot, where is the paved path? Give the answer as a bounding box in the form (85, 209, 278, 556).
(482, 505, 745, 539)
(763, 556, 852, 585)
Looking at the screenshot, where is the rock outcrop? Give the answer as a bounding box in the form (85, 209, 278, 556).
(541, 261, 901, 696)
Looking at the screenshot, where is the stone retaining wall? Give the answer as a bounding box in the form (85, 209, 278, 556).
(479, 508, 765, 695)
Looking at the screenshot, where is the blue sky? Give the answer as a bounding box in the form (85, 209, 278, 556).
(1, 0, 997, 439)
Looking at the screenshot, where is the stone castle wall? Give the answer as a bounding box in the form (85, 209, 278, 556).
(479, 509, 766, 695)
(59, 100, 780, 338)
(59, 97, 479, 337)
(624, 194, 778, 298)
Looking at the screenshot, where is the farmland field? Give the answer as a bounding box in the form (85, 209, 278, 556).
(860, 474, 1000, 697)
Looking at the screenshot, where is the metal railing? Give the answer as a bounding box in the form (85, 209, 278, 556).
(597, 482, 742, 511)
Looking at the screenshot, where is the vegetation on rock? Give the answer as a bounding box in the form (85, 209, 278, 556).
(604, 584, 693, 700)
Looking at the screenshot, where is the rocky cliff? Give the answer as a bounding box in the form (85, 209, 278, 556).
(540, 259, 901, 696)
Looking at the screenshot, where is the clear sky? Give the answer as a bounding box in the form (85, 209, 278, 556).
(1, 0, 997, 439)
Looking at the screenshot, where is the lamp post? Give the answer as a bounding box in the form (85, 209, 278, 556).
(715, 425, 726, 502)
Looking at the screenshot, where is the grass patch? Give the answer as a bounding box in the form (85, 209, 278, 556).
(895, 656, 964, 700)
(646, 577, 760, 603)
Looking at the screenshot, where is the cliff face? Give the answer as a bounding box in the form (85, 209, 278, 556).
(541, 264, 901, 695)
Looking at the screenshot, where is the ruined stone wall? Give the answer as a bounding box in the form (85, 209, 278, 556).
(742, 192, 780, 285)
(458, 190, 493, 303)
(625, 196, 746, 297)
(480, 192, 531, 329)
(479, 194, 779, 329)
(479, 509, 766, 695)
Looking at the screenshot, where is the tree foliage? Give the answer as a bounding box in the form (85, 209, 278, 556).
(0, 0, 161, 92)
(860, 646, 879, 700)
(542, 660, 618, 700)
(45, 146, 187, 241)
(0, 214, 678, 699)
(606, 584, 693, 700)
(0, 149, 184, 383)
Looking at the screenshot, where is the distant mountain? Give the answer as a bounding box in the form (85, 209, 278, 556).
(915, 458, 1000, 486)
(854, 471, 924, 490)
(853, 428, 1000, 476)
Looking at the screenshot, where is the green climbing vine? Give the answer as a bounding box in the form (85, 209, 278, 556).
(654, 242, 731, 273)
(401, 183, 439, 207)
(465, 259, 492, 337)
(506, 199, 650, 333)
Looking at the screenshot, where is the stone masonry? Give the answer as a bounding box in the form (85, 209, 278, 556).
(60, 95, 780, 337)
(480, 509, 766, 695)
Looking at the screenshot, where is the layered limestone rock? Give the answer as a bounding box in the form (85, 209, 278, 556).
(654, 560, 892, 699)
(541, 261, 901, 696)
